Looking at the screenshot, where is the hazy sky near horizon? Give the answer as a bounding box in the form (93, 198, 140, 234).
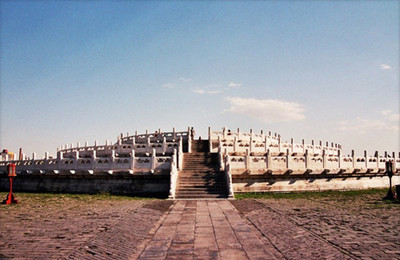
(1, 1, 399, 157)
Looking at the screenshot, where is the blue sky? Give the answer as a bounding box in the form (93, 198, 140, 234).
(1, 1, 399, 157)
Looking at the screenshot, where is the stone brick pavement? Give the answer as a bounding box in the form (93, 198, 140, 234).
(232, 191, 400, 260)
(0, 194, 172, 259)
(136, 200, 281, 260)
(1, 191, 399, 259)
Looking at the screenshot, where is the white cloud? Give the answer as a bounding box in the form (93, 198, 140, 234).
(380, 64, 392, 70)
(207, 90, 222, 95)
(228, 82, 242, 88)
(224, 97, 306, 123)
(162, 83, 174, 88)
(381, 110, 400, 122)
(193, 89, 222, 95)
(339, 111, 399, 134)
(178, 77, 192, 82)
(193, 89, 205, 94)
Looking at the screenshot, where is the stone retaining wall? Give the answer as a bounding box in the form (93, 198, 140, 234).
(232, 172, 400, 193)
(0, 171, 170, 197)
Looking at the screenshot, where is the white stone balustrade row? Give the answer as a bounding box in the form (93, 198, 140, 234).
(52, 128, 190, 161)
(56, 138, 183, 161)
(209, 127, 341, 156)
(0, 149, 174, 174)
(223, 149, 400, 174)
(120, 128, 190, 144)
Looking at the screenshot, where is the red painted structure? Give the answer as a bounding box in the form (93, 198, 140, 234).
(2, 163, 18, 204)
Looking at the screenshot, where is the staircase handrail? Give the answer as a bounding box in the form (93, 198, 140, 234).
(224, 154, 235, 199)
(218, 146, 224, 171)
(168, 149, 179, 199)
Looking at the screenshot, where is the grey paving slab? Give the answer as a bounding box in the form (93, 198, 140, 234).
(137, 200, 283, 260)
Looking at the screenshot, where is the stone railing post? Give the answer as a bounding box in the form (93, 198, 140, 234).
(111, 150, 116, 170)
(178, 137, 183, 170)
(188, 127, 192, 153)
(266, 149, 271, 169)
(130, 150, 135, 170)
(57, 151, 63, 161)
(286, 149, 290, 170)
(364, 150, 368, 169)
(73, 150, 79, 170)
(208, 127, 212, 153)
(311, 140, 315, 155)
(264, 136, 268, 152)
(291, 138, 294, 153)
(278, 136, 282, 153)
(168, 149, 178, 200)
(151, 149, 156, 172)
(374, 151, 379, 168)
(91, 150, 97, 171)
(162, 137, 167, 154)
(250, 135, 253, 153)
(245, 149, 250, 170)
(224, 154, 234, 199)
(305, 149, 309, 170)
(218, 146, 224, 171)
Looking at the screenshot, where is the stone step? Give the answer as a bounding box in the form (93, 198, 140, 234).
(178, 178, 224, 182)
(183, 163, 217, 166)
(175, 190, 226, 195)
(183, 160, 217, 164)
(175, 194, 228, 199)
(178, 148, 225, 199)
(177, 183, 226, 188)
(183, 162, 216, 165)
(183, 161, 217, 165)
(178, 181, 224, 186)
(178, 176, 224, 180)
(176, 187, 226, 192)
(182, 169, 218, 172)
(175, 192, 226, 196)
(178, 181, 224, 185)
(184, 153, 217, 157)
(177, 179, 225, 183)
(190, 141, 209, 153)
(179, 173, 224, 177)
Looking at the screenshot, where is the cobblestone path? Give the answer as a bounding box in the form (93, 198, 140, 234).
(1, 191, 399, 259)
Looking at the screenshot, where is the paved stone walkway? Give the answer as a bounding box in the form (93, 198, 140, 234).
(136, 200, 280, 260)
(1, 191, 399, 259)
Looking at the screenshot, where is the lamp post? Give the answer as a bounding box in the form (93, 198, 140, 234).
(383, 161, 394, 200)
(2, 163, 18, 204)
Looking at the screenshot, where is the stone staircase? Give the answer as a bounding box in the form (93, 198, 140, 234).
(175, 140, 228, 199)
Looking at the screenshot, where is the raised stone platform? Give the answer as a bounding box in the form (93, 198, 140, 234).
(1, 127, 399, 197)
